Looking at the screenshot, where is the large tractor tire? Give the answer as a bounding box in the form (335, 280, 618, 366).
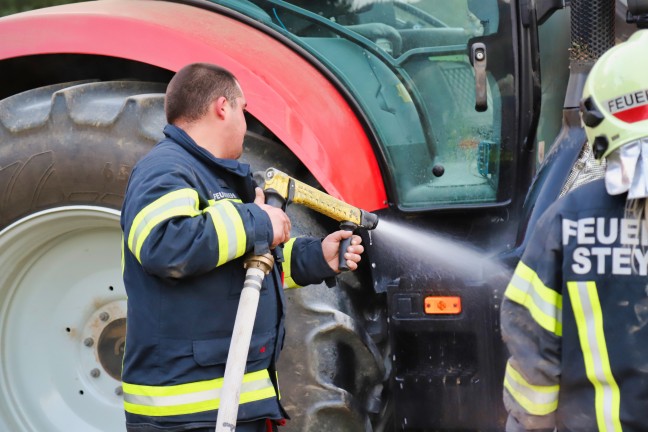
(0, 81, 387, 432)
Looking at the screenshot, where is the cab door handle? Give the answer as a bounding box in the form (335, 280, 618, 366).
(470, 42, 488, 112)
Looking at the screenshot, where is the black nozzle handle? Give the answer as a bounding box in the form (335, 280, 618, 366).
(264, 189, 286, 210)
(258, 188, 288, 254)
(338, 221, 357, 272)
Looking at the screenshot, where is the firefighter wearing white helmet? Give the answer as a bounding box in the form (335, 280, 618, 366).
(581, 30, 648, 198)
(501, 30, 648, 432)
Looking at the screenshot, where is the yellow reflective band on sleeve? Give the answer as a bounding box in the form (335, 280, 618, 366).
(123, 369, 276, 417)
(203, 199, 246, 267)
(505, 261, 563, 336)
(282, 238, 301, 289)
(567, 281, 621, 432)
(128, 189, 201, 263)
(503, 361, 559, 416)
(121, 234, 125, 275)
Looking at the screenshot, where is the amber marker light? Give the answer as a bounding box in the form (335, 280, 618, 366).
(424, 296, 462, 315)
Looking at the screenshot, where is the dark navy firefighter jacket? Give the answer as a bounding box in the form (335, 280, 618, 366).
(120, 125, 337, 429)
(501, 179, 648, 431)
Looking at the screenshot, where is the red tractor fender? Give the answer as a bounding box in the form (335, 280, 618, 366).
(0, 0, 387, 211)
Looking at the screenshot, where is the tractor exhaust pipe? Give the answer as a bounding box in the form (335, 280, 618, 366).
(565, 0, 616, 109)
(570, 0, 616, 63)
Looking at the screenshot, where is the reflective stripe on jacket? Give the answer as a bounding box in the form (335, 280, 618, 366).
(123, 369, 276, 417)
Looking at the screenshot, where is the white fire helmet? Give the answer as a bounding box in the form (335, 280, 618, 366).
(580, 30, 648, 198)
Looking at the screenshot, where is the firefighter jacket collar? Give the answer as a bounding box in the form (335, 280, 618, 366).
(163, 124, 250, 179)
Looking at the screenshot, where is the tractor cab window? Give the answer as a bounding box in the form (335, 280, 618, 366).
(241, 0, 515, 210)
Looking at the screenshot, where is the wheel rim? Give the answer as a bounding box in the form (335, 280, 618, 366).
(0, 206, 126, 432)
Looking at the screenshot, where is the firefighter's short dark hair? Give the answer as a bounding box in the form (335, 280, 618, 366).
(165, 63, 241, 124)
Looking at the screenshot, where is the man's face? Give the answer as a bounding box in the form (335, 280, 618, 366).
(224, 84, 247, 160)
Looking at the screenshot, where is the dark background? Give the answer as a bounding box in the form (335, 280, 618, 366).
(0, 0, 80, 16)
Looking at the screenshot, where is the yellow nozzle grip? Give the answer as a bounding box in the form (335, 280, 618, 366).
(263, 168, 366, 226)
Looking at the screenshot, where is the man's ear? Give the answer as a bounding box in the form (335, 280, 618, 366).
(214, 96, 228, 119)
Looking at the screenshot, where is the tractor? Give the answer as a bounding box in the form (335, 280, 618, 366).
(0, 0, 642, 430)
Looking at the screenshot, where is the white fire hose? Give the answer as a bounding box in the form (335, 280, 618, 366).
(215, 253, 274, 432)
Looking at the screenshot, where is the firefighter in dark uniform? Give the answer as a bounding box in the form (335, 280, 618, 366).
(120, 63, 365, 432)
(501, 30, 648, 431)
